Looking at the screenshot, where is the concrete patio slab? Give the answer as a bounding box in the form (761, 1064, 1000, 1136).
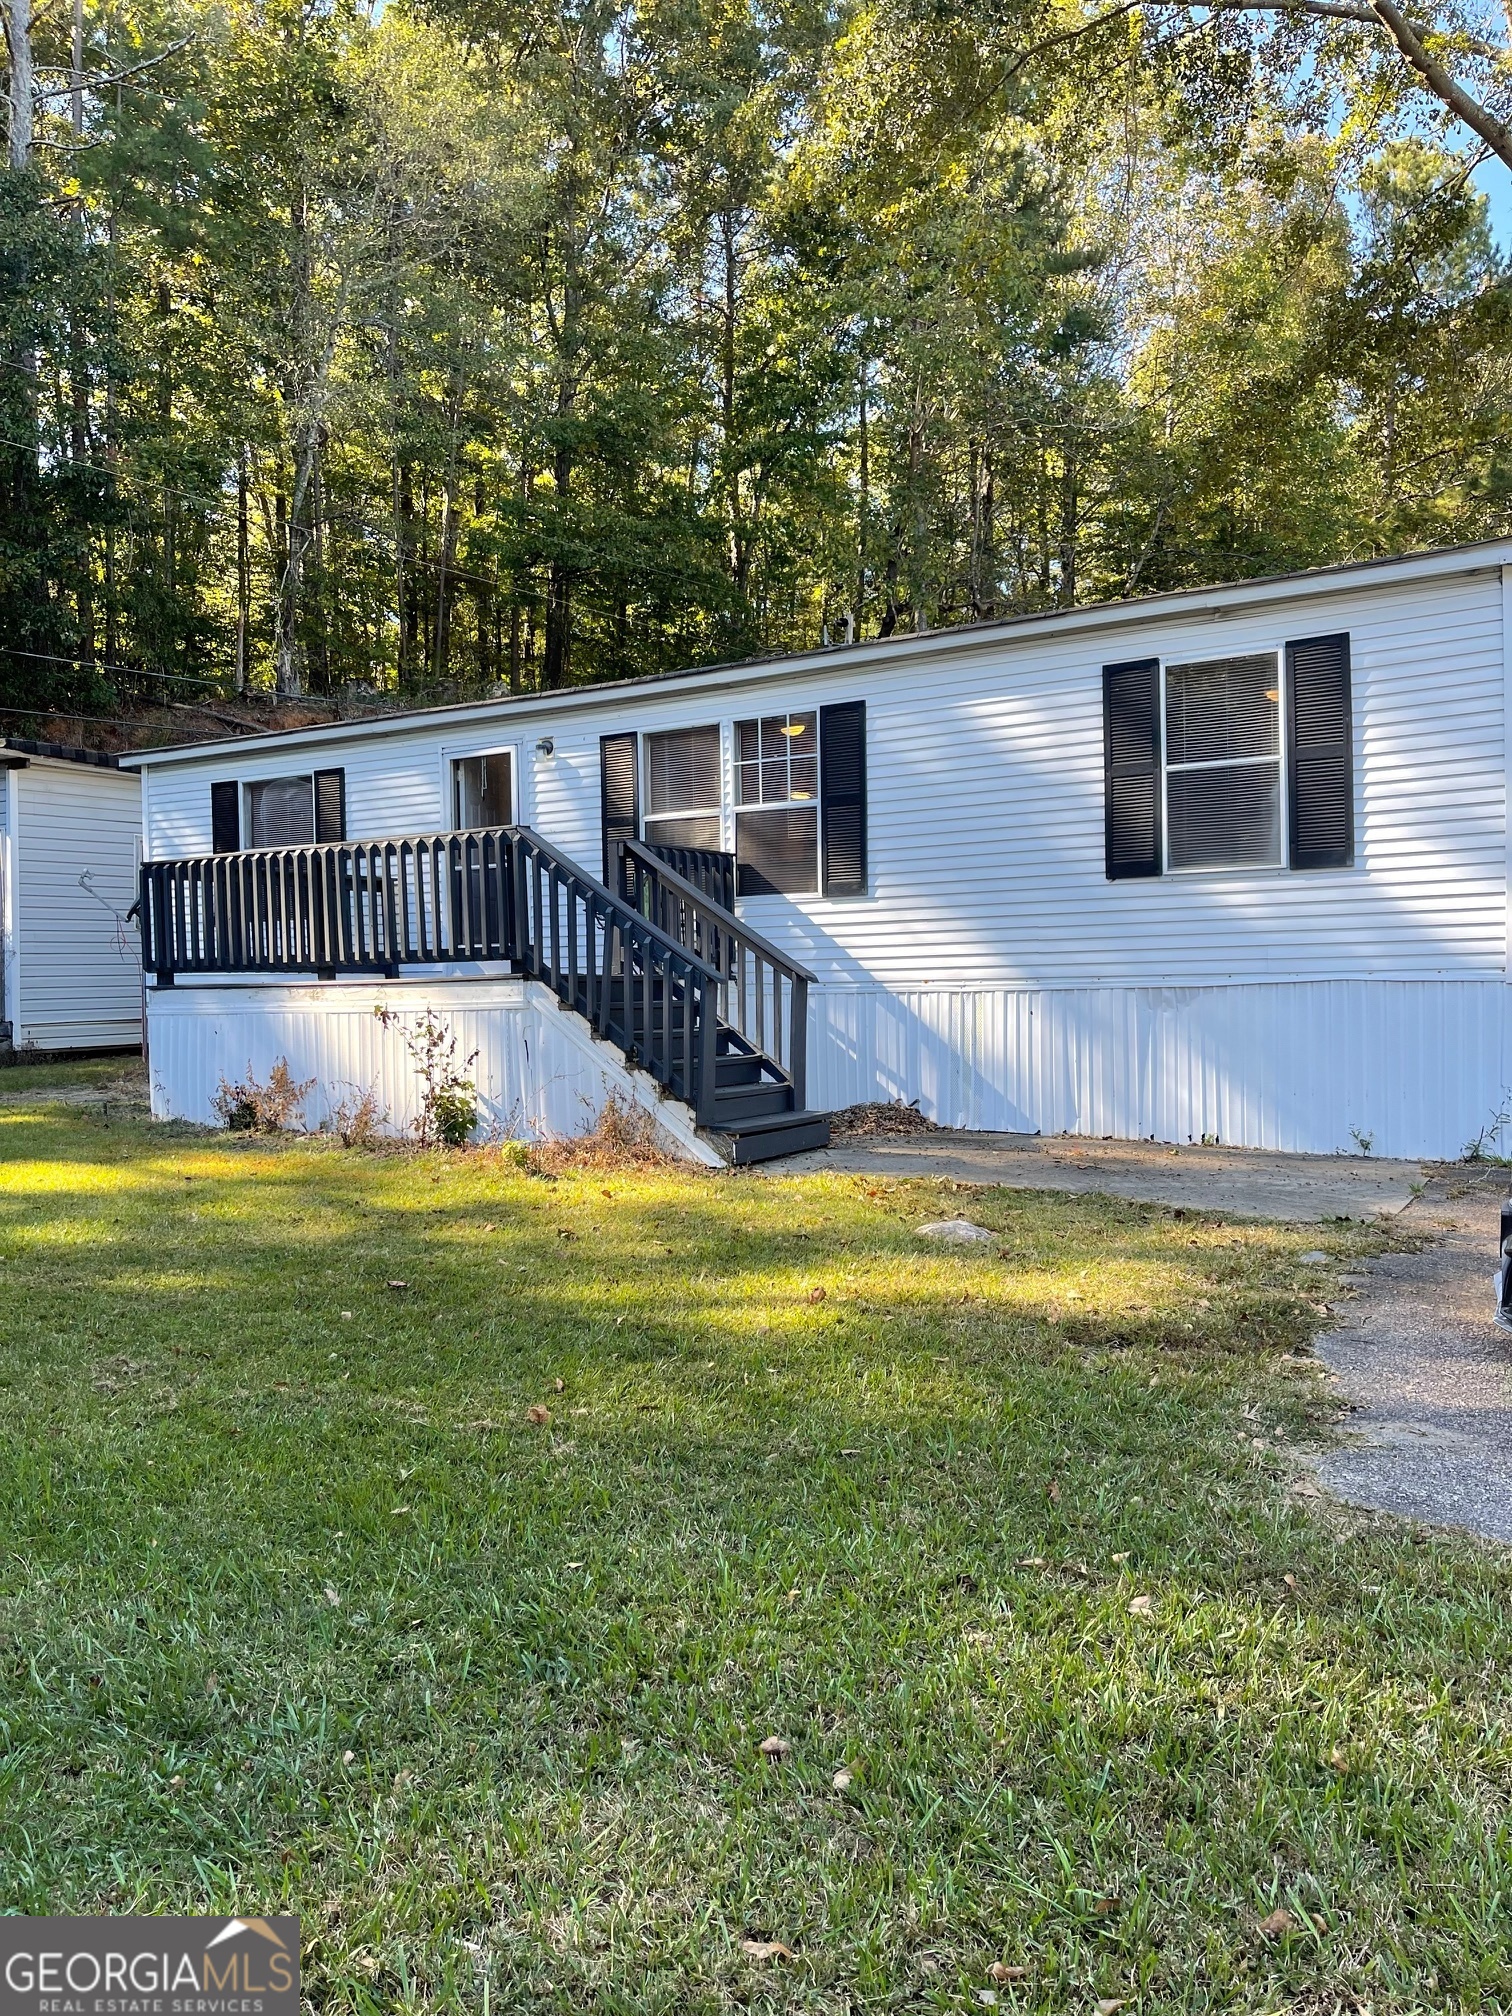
(766, 1129, 1423, 1223)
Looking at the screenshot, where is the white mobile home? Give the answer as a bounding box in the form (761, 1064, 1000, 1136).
(1, 740, 142, 1055)
(125, 541, 1512, 1161)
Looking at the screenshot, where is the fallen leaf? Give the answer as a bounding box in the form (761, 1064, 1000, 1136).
(342, 1750, 356, 1765)
(1257, 1908, 1293, 1938)
(526, 1405, 552, 1427)
(390, 1504, 411, 1516)
(758, 1735, 791, 1760)
(323, 1585, 340, 1607)
(1092, 1896, 1121, 1916)
(553, 1377, 565, 1392)
(832, 1767, 853, 1792)
(976, 1994, 999, 2009)
(1095, 2002, 1126, 2016)
(1128, 1594, 1154, 1616)
(1111, 1551, 1131, 1565)
(1291, 1479, 1323, 1499)
(1283, 1573, 1299, 1592)
(169, 1773, 184, 1788)
(1047, 1479, 1061, 1504)
(387, 1280, 408, 1291)
(740, 1939, 793, 1962)
(807, 1286, 827, 1303)
(989, 1962, 1028, 1982)
(1018, 1556, 1046, 1569)
(1329, 1745, 1349, 1771)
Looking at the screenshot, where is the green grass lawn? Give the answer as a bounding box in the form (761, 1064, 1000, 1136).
(0, 1100, 1508, 2014)
(0, 1051, 144, 1094)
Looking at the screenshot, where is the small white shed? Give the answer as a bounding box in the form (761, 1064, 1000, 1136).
(0, 740, 143, 1055)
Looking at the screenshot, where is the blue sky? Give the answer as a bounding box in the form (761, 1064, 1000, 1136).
(1473, 152, 1512, 253)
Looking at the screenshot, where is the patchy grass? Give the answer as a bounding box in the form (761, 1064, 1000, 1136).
(0, 1051, 145, 1095)
(0, 1104, 1507, 2016)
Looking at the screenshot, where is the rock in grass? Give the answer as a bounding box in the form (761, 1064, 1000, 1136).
(916, 1219, 995, 1244)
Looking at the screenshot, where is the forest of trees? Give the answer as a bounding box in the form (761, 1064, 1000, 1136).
(2, 0, 1512, 726)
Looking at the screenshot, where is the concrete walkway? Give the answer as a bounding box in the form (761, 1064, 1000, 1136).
(773, 1128, 1424, 1223)
(1314, 1169, 1512, 1545)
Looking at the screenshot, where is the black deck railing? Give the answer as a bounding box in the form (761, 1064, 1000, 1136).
(140, 828, 723, 1121)
(619, 837, 813, 1103)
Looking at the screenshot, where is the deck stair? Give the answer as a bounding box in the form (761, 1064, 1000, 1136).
(138, 825, 829, 1164)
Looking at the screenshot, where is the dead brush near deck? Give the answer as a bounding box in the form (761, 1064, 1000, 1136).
(211, 1057, 314, 1133)
(524, 1090, 672, 1174)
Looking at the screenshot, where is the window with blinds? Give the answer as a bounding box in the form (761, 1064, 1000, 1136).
(235, 769, 345, 850)
(246, 776, 316, 848)
(1163, 652, 1282, 871)
(644, 726, 722, 852)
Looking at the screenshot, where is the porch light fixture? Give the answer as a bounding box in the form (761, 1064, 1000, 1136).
(536, 736, 556, 756)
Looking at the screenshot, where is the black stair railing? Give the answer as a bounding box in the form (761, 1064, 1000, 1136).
(642, 842, 736, 912)
(618, 837, 814, 1109)
(140, 828, 723, 1122)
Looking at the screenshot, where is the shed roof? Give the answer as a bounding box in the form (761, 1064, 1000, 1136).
(2, 737, 121, 769)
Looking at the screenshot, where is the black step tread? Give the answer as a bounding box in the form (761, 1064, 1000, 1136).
(719, 1112, 831, 1164)
(709, 1085, 796, 1121)
(714, 1053, 785, 1087)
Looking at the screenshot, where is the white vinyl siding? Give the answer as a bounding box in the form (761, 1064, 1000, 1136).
(136, 558, 1507, 995)
(12, 764, 141, 1048)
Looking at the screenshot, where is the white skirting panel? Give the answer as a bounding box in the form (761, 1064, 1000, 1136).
(807, 979, 1512, 1161)
(144, 976, 722, 1165)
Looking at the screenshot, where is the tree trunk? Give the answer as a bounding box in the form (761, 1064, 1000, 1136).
(397, 463, 418, 685)
(7, 0, 33, 170)
(856, 355, 869, 634)
(235, 444, 249, 691)
(274, 423, 315, 695)
(70, 0, 82, 140)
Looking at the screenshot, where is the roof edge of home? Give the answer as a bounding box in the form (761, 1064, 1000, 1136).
(118, 538, 1512, 770)
(0, 737, 121, 769)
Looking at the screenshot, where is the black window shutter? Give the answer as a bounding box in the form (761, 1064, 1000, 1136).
(820, 700, 867, 896)
(600, 731, 639, 885)
(314, 768, 346, 844)
(210, 780, 240, 854)
(1286, 632, 1353, 870)
(1103, 658, 1162, 878)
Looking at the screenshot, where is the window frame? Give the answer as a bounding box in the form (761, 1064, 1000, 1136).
(1159, 645, 1289, 877)
(449, 746, 517, 832)
(439, 738, 522, 834)
(733, 708, 822, 897)
(641, 723, 727, 855)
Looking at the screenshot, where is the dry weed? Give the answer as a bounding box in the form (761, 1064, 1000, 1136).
(526, 1092, 672, 1173)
